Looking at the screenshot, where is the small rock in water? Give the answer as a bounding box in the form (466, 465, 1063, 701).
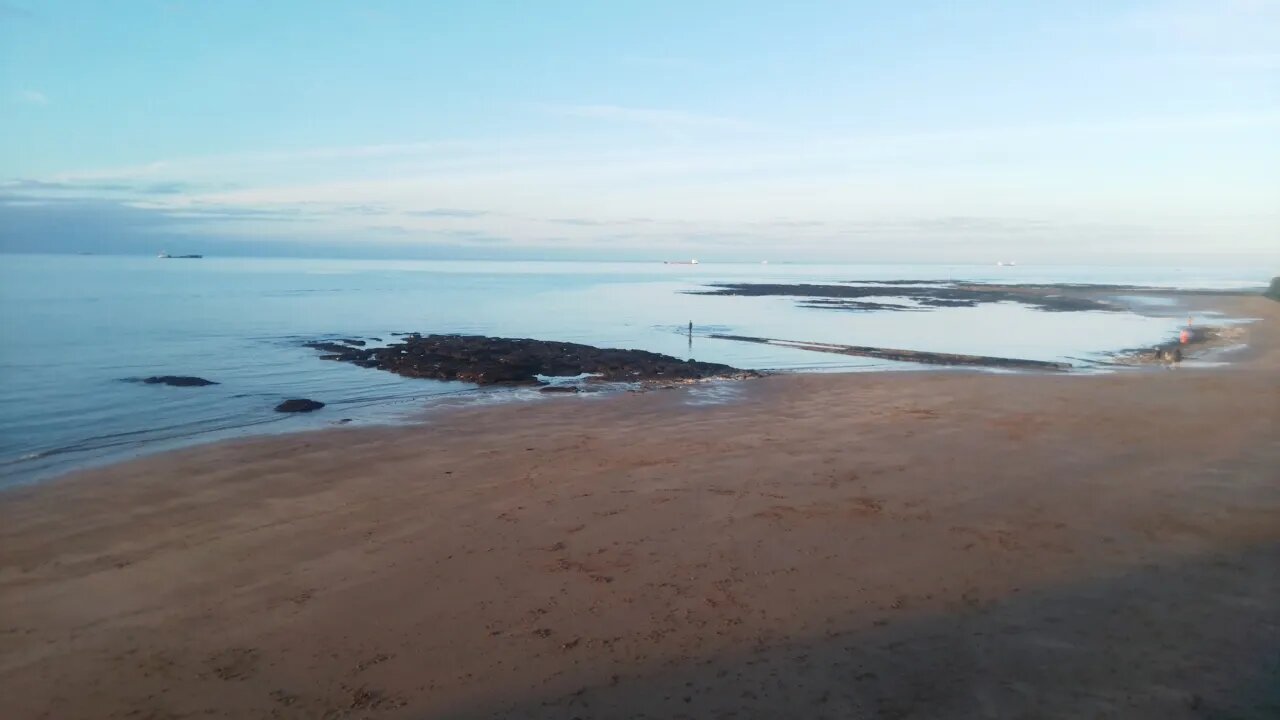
(539, 386, 581, 394)
(141, 376, 218, 387)
(275, 398, 325, 413)
(338, 338, 366, 346)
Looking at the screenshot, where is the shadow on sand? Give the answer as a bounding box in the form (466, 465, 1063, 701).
(442, 543, 1280, 719)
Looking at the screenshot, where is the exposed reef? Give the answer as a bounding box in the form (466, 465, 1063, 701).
(691, 282, 1119, 312)
(305, 334, 760, 386)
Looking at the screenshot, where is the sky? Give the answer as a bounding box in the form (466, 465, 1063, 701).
(1, 0, 1278, 263)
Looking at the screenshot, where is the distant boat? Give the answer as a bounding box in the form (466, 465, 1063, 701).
(664, 258, 700, 265)
(158, 252, 203, 259)
(996, 260, 1017, 267)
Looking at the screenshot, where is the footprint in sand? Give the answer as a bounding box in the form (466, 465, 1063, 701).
(852, 496, 884, 513)
(206, 647, 259, 681)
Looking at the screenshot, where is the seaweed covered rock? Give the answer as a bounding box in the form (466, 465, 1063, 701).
(304, 335, 759, 386)
(141, 376, 218, 387)
(275, 398, 325, 413)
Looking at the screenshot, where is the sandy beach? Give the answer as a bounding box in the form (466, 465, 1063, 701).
(2, 295, 1277, 719)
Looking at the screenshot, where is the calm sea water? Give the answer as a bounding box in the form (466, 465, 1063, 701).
(0, 255, 1266, 485)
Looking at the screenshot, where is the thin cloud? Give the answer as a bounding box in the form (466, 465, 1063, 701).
(620, 55, 698, 70)
(1127, 0, 1280, 49)
(365, 224, 410, 236)
(0, 2, 33, 19)
(142, 181, 193, 195)
(545, 104, 757, 133)
(43, 139, 515, 185)
(433, 229, 510, 244)
(340, 204, 392, 216)
(1179, 52, 1280, 71)
(406, 208, 491, 218)
(162, 207, 311, 222)
(2, 178, 203, 195)
(755, 219, 828, 229)
(547, 217, 610, 226)
(16, 89, 48, 106)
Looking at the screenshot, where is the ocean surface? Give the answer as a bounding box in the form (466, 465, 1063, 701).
(0, 255, 1267, 486)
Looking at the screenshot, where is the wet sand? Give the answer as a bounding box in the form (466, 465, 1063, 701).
(2, 296, 1278, 719)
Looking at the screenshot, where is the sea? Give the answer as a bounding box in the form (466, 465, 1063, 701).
(0, 254, 1268, 486)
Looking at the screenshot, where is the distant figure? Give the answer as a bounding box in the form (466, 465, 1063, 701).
(1180, 328, 1191, 345)
(1157, 345, 1182, 369)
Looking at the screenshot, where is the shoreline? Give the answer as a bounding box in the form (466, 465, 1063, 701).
(2, 294, 1280, 712)
(1, 296, 1278, 718)
(3, 288, 1262, 488)
(10, 290, 1268, 497)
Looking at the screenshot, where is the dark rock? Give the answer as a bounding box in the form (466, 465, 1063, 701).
(141, 376, 218, 387)
(275, 398, 325, 413)
(799, 299, 918, 312)
(540, 386, 581, 394)
(338, 338, 366, 346)
(1111, 323, 1235, 366)
(305, 334, 760, 386)
(304, 341, 358, 355)
(1265, 277, 1280, 302)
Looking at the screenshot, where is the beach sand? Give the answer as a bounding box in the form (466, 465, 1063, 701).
(2, 296, 1278, 719)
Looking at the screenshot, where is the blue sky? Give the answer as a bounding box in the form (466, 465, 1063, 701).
(2, 0, 1277, 262)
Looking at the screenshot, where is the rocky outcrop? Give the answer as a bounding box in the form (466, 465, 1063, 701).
(304, 335, 759, 386)
(1115, 325, 1241, 366)
(1265, 277, 1280, 302)
(710, 334, 1071, 371)
(140, 376, 218, 387)
(275, 398, 325, 413)
(305, 341, 360, 354)
(693, 282, 1117, 312)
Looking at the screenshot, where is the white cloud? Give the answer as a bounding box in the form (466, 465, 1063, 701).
(31, 109, 1280, 202)
(9, 107, 1277, 261)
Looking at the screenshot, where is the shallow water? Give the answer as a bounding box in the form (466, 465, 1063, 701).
(0, 255, 1265, 485)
